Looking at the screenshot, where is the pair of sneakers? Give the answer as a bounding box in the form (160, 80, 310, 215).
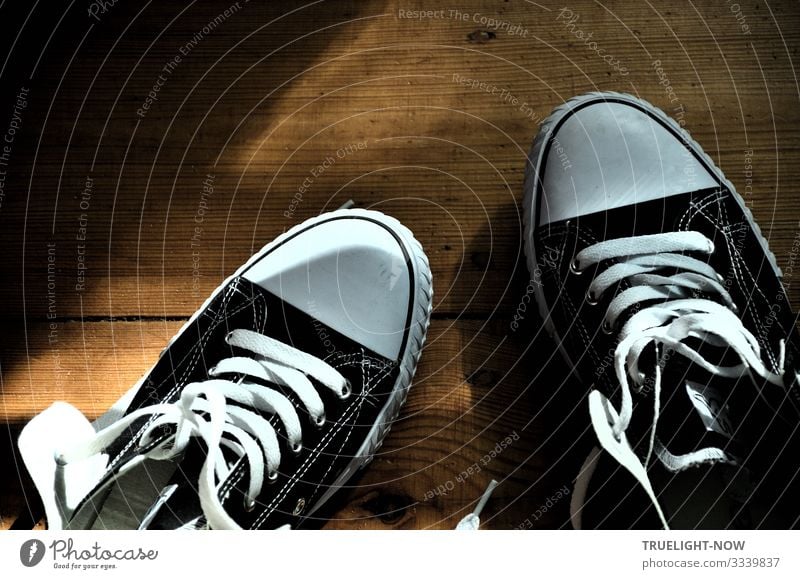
(18, 92, 800, 529)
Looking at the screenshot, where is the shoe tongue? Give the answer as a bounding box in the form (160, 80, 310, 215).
(141, 380, 301, 530)
(650, 358, 743, 468)
(18, 402, 110, 530)
(624, 347, 735, 464)
(139, 437, 218, 530)
(684, 381, 736, 440)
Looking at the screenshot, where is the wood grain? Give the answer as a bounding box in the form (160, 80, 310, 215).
(1, 0, 799, 530)
(0, 0, 798, 317)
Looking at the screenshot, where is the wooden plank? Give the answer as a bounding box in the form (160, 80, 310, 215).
(0, 318, 583, 530)
(1, 0, 799, 533)
(0, 1, 798, 317)
(2, 141, 798, 319)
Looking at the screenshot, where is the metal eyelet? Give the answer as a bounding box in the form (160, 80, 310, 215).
(569, 258, 583, 275)
(224, 331, 235, 343)
(291, 442, 303, 455)
(601, 320, 614, 335)
(586, 289, 599, 306)
(706, 239, 715, 253)
(293, 498, 306, 516)
(267, 470, 279, 483)
(314, 413, 326, 428)
(244, 498, 257, 512)
(339, 380, 352, 400)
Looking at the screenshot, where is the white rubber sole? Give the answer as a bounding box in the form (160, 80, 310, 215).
(303, 210, 433, 521)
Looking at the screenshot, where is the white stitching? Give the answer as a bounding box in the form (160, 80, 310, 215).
(106, 282, 255, 473)
(686, 197, 779, 370)
(251, 357, 390, 528)
(250, 356, 392, 529)
(216, 350, 393, 511)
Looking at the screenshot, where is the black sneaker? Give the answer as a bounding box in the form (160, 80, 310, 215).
(19, 208, 432, 529)
(524, 92, 800, 529)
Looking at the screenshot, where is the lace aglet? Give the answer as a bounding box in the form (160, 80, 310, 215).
(472, 479, 499, 518)
(455, 479, 499, 530)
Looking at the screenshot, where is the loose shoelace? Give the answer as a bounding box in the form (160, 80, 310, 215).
(566, 231, 786, 529)
(56, 329, 350, 530)
(455, 479, 499, 530)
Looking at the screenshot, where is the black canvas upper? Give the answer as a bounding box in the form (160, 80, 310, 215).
(532, 186, 800, 527)
(70, 274, 408, 529)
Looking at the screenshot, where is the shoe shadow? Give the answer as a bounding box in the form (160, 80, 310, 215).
(0, 0, 381, 529)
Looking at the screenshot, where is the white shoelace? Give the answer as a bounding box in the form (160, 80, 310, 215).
(56, 329, 350, 530)
(568, 231, 786, 529)
(455, 479, 499, 530)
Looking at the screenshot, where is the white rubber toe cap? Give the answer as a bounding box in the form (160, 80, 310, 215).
(537, 97, 718, 225)
(242, 215, 413, 362)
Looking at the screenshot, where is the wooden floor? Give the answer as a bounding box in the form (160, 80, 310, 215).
(1, 0, 799, 530)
